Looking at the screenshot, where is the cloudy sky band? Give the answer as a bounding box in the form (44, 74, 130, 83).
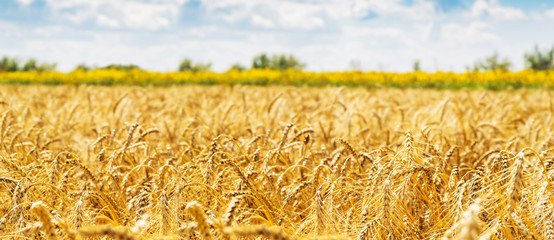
(1, 0, 553, 72)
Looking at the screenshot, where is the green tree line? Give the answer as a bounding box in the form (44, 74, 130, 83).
(0, 57, 57, 72)
(462, 44, 553, 72)
(2, 45, 553, 73)
(178, 53, 305, 72)
(465, 45, 553, 72)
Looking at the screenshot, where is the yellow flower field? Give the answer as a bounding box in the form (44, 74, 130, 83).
(1, 68, 553, 89)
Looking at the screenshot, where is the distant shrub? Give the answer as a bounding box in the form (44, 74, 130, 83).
(0, 56, 20, 72)
(470, 53, 511, 72)
(252, 53, 305, 71)
(229, 63, 246, 71)
(524, 45, 554, 70)
(179, 58, 212, 72)
(0, 56, 56, 72)
(23, 59, 57, 72)
(100, 64, 141, 71)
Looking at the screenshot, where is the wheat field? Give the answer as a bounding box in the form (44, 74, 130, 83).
(0, 85, 553, 239)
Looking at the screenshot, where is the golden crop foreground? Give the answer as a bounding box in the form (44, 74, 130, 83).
(0, 85, 554, 239)
(0, 68, 554, 89)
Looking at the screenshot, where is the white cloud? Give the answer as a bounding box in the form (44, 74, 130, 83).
(31, 25, 64, 38)
(200, 0, 436, 30)
(529, 11, 544, 21)
(201, 0, 328, 29)
(0, 20, 24, 38)
(15, 0, 34, 6)
(414, 22, 434, 40)
(344, 26, 403, 38)
(43, 0, 186, 30)
(469, 0, 526, 21)
(350, 0, 436, 21)
(187, 26, 218, 38)
(546, 9, 554, 19)
(96, 15, 120, 28)
(441, 21, 498, 44)
(273, 3, 325, 30)
(251, 15, 276, 28)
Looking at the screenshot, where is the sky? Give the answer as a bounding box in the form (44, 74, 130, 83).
(0, 0, 553, 72)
